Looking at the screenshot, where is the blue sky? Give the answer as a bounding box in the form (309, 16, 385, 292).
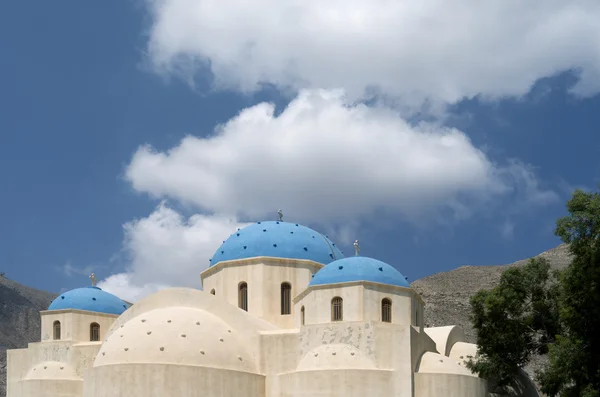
(1, 1, 598, 300)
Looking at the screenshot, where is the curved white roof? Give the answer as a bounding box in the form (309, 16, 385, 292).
(94, 306, 258, 373)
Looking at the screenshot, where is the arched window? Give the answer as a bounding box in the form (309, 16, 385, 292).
(210, 289, 216, 295)
(238, 282, 248, 311)
(301, 306, 305, 326)
(281, 282, 292, 315)
(382, 298, 392, 323)
(331, 297, 343, 321)
(90, 323, 100, 341)
(53, 320, 61, 340)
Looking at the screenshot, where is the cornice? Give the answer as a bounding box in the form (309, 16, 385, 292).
(293, 280, 425, 305)
(201, 256, 325, 279)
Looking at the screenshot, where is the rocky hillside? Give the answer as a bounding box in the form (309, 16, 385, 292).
(411, 243, 571, 343)
(0, 244, 572, 397)
(0, 274, 56, 397)
(411, 243, 573, 392)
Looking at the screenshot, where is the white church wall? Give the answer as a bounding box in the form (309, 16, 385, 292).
(259, 330, 301, 375)
(362, 284, 418, 325)
(18, 361, 83, 397)
(271, 321, 430, 396)
(83, 364, 266, 397)
(414, 372, 488, 397)
(278, 369, 394, 397)
(40, 310, 118, 342)
(424, 326, 466, 357)
(6, 348, 28, 397)
(294, 281, 425, 327)
(294, 284, 364, 324)
(415, 351, 487, 397)
(6, 341, 100, 397)
(19, 379, 83, 397)
(201, 257, 322, 328)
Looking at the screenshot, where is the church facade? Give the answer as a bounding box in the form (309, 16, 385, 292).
(7, 220, 491, 397)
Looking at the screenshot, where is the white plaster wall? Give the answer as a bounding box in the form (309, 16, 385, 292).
(292, 321, 418, 396)
(19, 379, 83, 397)
(414, 373, 487, 397)
(294, 284, 363, 325)
(362, 284, 414, 325)
(278, 369, 394, 397)
(295, 282, 424, 327)
(424, 326, 466, 357)
(410, 327, 439, 372)
(415, 350, 487, 397)
(448, 341, 477, 364)
(6, 349, 28, 397)
(259, 330, 301, 376)
(40, 310, 118, 342)
(6, 342, 100, 397)
(201, 257, 322, 328)
(83, 364, 265, 397)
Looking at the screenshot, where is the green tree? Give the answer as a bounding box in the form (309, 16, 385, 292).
(466, 257, 560, 391)
(537, 189, 600, 397)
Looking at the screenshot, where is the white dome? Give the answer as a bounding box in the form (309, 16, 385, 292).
(297, 343, 376, 371)
(25, 361, 80, 380)
(416, 352, 477, 377)
(94, 306, 257, 373)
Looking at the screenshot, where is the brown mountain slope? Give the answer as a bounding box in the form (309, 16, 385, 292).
(410, 243, 571, 343)
(0, 274, 57, 397)
(411, 243, 572, 392)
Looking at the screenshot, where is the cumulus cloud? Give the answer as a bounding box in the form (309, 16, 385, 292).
(98, 203, 247, 302)
(145, 0, 600, 103)
(125, 89, 554, 227)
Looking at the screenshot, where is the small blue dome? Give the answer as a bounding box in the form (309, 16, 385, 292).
(48, 286, 128, 315)
(309, 256, 410, 288)
(210, 221, 343, 266)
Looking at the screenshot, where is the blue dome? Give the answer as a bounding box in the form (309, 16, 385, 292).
(48, 286, 128, 315)
(210, 221, 344, 266)
(309, 256, 410, 288)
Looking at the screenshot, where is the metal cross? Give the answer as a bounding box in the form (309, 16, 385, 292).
(277, 209, 283, 222)
(89, 273, 97, 287)
(354, 240, 360, 256)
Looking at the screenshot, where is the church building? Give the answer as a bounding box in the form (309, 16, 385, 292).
(6, 218, 495, 396)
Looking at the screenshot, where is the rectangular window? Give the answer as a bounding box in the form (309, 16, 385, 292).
(281, 283, 291, 315)
(332, 297, 343, 321)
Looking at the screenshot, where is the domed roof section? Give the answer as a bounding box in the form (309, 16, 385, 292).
(94, 307, 257, 373)
(24, 361, 80, 380)
(309, 256, 409, 288)
(48, 286, 128, 315)
(210, 221, 343, 266)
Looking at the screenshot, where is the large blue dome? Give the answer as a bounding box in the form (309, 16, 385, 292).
(210, 221, 344, 266)
(309, 256, 410, 288)
(48, 286, 128, 315)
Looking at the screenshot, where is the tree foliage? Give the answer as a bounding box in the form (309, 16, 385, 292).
(468, 188, 600, 396)
(466, 257, 560, 389)
(538, 189, 600, 397)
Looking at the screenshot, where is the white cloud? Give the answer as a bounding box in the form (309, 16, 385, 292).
(145, 0, 600, 103)
(97, 203, 247, 302)
(125, 89, 553, 227)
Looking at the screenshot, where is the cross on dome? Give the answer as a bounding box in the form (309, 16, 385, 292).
(354, 240, 360, 256)
(89, 273, 97, 286)
(277, 209, 283, 222)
